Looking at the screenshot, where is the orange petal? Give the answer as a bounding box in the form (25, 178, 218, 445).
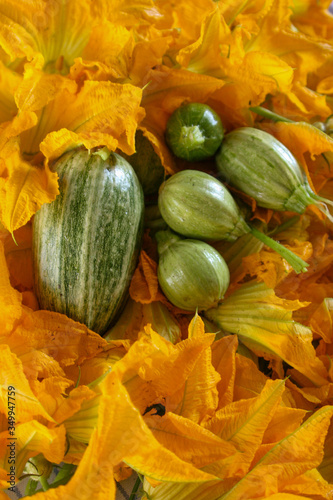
(0, 421, 66, 487)
(0, 138, 59, 233)
(211, 335, 238, 408)
(12, 308, 109, 371)
(129, 250, 165, 304)
(0, 241, 22, 335)
(40, 81, 145, 161)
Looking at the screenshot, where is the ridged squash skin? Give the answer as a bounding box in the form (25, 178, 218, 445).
(216, 127, 314, 213)
(158, 169, 250, 241)
(32, 148, 144, 335)
(156, 231, 230, 312)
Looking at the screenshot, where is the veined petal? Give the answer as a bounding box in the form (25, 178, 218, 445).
(40, 80, 145, 161)
(18, 428, 116, 500)
(128, 33, 172, 86)
(278, 468, 333, 499)
(3, 331, 65, 381)
(67, 341, 129, 387)
(0, 344, 53, 423)
(218, 406, 333, 499)
(29, 377, 73, 418)
(0, 0, 93, 70)
(97, 374, 217, 483)
(15, 62, 77, 113)
(111, 325, 216, 412)
(0, 138, 59, 233)
(261, 406, 308, 445)
(176, 8, 231, 74)
(104, 298, 144, 341)
(203, 379, 286, 475)
(318, 418, 333, 482)
(63, 392, 101, 443)
(205, 281, 328, 387)
(218, 0, 274, 27)
(247, 494, 318, 499)
(170, 314, 220, 424)
(0, 110, 37, 153)
(0, 421, 66, 488)
(234, 354, 268, 402)
(262, 120, 333, 162)
(272, 83, 332, 121)
(11, 308, 109, 371)
(156, 0, 215, 43)
(62, 438, 87, 465)
(142, 479, 228, 500)
(241, 241, 313, 289)
(92, 0, 162, 27)
(147, 411, 238, 469)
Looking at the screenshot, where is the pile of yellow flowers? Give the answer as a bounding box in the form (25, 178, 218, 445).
(1, 0, 333, 499)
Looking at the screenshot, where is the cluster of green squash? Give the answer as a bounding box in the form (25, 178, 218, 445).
(32, 102, 333, 335)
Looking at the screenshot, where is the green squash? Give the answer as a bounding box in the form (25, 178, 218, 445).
(32, 147, 144, 335)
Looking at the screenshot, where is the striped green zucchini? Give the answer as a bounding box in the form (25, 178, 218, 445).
(32, 147, 144, 335)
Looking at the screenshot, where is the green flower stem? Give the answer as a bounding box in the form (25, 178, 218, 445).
(250, 226, 309, 274)
(267, 215, 300, 236)
(129, 475, 142, 500)
(40, 477, 50, 491)
(25, 478, 39, 496)
(249, 106, 294, 123)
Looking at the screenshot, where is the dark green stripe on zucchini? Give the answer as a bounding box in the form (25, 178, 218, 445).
(32, 148, 144, 335)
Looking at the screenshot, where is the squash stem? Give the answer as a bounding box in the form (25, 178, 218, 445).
(129, 475, 142, 500)
(250, 226, 309, 274)
(249, 106, 294, 123)
(40, 477, 50, 491)
(155, 229, 182, 255)
(267, 215, 300, 236)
